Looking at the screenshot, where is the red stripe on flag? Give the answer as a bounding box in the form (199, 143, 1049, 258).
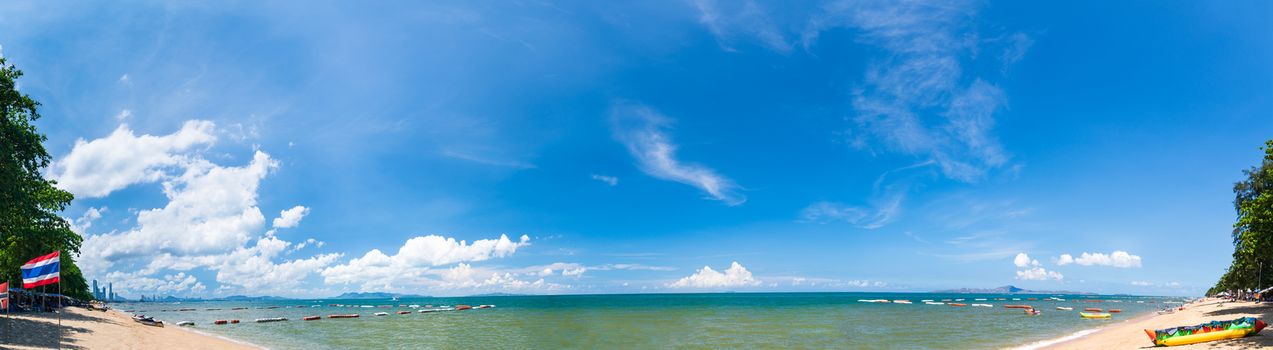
(22, 251, 59, 268)
(24, 276, 59, 289)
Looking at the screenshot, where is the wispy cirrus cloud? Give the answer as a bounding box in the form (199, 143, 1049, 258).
(689, 0, 793, 53)
(610, 103, 745, 205)
(815, 0, 1014, 182)
(690, 0, 1027, 182)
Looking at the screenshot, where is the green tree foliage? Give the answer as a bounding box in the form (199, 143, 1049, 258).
(0, 57, 90, 300)
(1212, 140, 1273, 295)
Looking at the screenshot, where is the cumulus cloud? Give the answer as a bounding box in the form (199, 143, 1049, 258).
(1056, 251, 1142, 268)
(80, 150, 275, 268)
(68, 207, 106, 235)
(669, 261, 760, 288)
(49, 120, 216, 198)
(611, 103, 745, 205)
(1056, 254, 1074, 266)
(1013, 253, 1039, 268)
(1015, 267, 1063, 281)
(1012, 252, 1059, 280)
(321, 234, 531, 290)
(272, 205, 311, 228)
(61, 121, 341, 297)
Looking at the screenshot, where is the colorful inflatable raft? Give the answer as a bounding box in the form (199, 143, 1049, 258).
(1145, 317, 1265, 347)
(1080, 312, 1111, 319)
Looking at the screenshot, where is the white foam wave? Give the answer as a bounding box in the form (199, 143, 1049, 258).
(1003, 328, 1100, 350)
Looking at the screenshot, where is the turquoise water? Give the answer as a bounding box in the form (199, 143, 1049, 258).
(118, 293, 1184, 349)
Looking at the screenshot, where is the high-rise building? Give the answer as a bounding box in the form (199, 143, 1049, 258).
(108, 283, 113, 301)
(92, 279, 100, 300)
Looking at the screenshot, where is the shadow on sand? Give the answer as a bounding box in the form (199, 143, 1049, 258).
(0, 309, 114, 349)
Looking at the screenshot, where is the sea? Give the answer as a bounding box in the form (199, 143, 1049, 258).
(116, 292, 1187, 349)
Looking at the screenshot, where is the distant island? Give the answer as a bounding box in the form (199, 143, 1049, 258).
(328, 292, 431, 299)
(932, 285, 1094, 295)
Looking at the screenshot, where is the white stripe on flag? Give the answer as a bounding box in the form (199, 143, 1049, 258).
(22, 273, 59, 285)
(21, 257, 58, 269)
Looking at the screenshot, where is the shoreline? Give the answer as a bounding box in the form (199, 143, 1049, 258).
(1032, 298, 1272, 349)
(0, 306, 262, 350)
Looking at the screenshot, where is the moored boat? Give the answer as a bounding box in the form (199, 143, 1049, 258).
(892, 300, 912, 304)
(1084, 308, 1103, 312)
(214, 320, 228, 325)
(1109, 309, 1122, 313)
(374, 312, 389, 316)
(328, 314, 359, 318)
(176, 321, 194, 327)
(255, 317, 288, 323)
(1056, 307, 1073, 311)
(303, 316, 321, 321)
(1004, 305, 1032, 309)
(397, 311, 411, 314)
(948, 303, 967, 307)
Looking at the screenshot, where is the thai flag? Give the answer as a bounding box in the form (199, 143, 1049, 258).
(21, 251, 60, 288)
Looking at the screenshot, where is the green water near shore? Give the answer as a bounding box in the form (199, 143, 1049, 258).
(119, 293, 1184, 349)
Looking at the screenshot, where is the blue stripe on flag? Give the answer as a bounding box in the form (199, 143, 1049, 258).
(21, 260, 60, 279)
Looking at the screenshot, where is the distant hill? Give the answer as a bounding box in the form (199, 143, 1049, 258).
(329, 292, 431, 299)
(932, 285, 1094, 295)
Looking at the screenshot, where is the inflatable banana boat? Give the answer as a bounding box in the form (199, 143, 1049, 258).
(1080, 312, 1111, 319)
(1145, 317, 1265, 347)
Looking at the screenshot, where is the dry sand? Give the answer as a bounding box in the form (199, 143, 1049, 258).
(1046, 298, 1273, 349)
(0, 307, 259, 350)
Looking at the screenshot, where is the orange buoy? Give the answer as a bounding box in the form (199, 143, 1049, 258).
(1109, 309, 1122, 313)
(303, 316, 320, 321)
(230, 319, 240, 324)
(328, 314, 359, 318)
(213, 320, 228, 325)
(396, 311, 411, 315)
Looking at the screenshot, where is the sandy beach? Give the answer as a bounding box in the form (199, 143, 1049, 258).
(0, 307, 258, 350)
(1045, 298, 1273, 349)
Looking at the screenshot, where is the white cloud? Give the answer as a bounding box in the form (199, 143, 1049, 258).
(590, 174, 619, 186)
(669, 261, 760, 288)
(1015, 267, 1063, 281)
(68, 207, 106, 235)
(50, 120, 216, 198)
(1131, 281, 1152, 286)
(1058, 251, 1142, 268)
(1013, 253, 1032, 267)
(1012, 252, 1058, 280)
(114, 109, 132, 121)
(79, 150, 275, 270)
(272, 205, 310, 228)
(1056, 254, 1074, 266)
(808, 1, 1016, 182)
(611, 104, 745, 205)
(321, 234, 531, 290)
(60, 121, 344, 297)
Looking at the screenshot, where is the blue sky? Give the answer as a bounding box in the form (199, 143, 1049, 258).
(2, 0, 1271, 297)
